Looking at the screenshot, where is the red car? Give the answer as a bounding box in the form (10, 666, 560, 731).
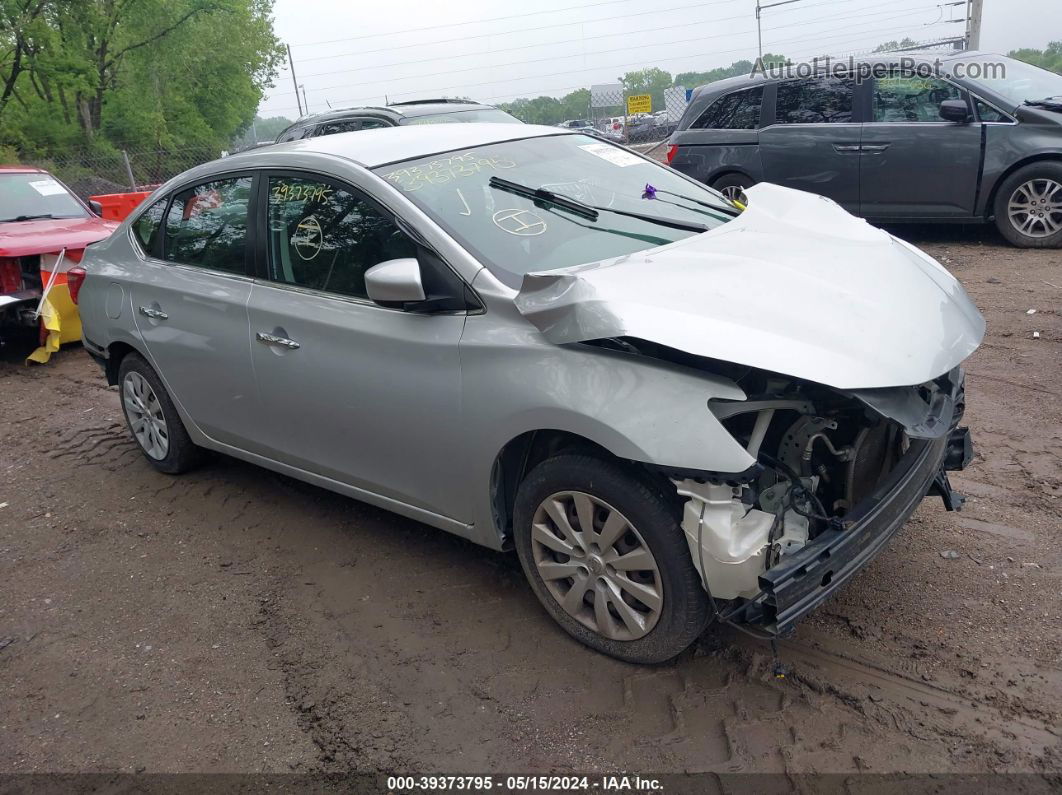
(0, 166, 117, 357)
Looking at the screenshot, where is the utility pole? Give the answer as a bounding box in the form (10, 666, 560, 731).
(287, 44, 303, 116)
(965, 0, 984, 50)
(755, 0, 807, 60)
(300, 84, 309, 114)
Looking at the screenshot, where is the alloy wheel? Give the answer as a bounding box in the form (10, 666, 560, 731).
(530, 491, 663, 641)
(719, 185, 748, 205)
(123, 371, 169, 460)
(1008, 178, 1062, 238)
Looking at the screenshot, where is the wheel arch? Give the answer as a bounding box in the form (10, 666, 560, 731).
(489, 429, 678, 549)
(105, 339, 145, 386)
(983, 153, 1062, 219)
(708, 169, 756, 188)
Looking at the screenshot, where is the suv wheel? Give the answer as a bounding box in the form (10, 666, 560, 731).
(712, 173, 754, 206)
(118, 353, 201, 474)
(993, 162, 1062, 248)
(513, 454, 710, 663)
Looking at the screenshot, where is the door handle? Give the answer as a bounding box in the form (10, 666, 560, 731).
(861, 144, 891, 154)
(256, 331, 300, 350)
(138, 306, 168, 320)
(832, 144, 862, 153)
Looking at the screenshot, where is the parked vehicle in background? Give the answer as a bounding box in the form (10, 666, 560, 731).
(668, 51, 1062, 247)
(275, 99, 522, 142)
(0, 166, 116, 354)
(77, 124, 980, 663)
(557, 119, 594, 132)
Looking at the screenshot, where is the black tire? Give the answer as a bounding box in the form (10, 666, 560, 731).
(117, 352, 201, 474)
(992, 162, 1062, 248)
(513, 454, 710, 664)
(712, 172, 754, 205)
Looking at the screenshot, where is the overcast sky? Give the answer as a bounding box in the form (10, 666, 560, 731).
(257, 0, 1062, 119)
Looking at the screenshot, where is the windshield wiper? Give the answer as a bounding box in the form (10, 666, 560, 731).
(488, 176, 710, 232)
(1025, 96, 1062, 110)
(3, 213, 57, 222)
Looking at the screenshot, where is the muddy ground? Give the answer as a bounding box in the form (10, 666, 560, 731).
(0, 223, 1059, 780)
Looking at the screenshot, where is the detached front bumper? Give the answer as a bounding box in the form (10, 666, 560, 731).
(731, 418, 972, 637)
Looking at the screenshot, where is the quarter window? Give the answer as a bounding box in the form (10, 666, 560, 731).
(266, 175, 416, 299)
(133, 199, 167, 254)
(975, 98, 1009, 122)
(692, 87, 764, 129)
(873, 75, 963, 122)
(775, 77, 854, 124)
(163, 177, 251, 274)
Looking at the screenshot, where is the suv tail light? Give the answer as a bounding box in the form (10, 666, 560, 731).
(67, 266, 87, 305)
(665, 145, 677, 165)
(0, 257, 21, 294)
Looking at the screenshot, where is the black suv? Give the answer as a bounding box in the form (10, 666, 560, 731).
(274, 99, 522, 143)
(667, 52, 1062, 248)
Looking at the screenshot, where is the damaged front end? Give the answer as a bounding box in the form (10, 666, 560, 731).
(670, 365, 971, 636)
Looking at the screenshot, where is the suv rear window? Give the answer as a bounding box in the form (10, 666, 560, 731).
(691, 87, 764, 129)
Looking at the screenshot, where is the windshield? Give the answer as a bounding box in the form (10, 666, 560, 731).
(960, 55, 1062, 109)
(374, 134, 735, 287)
(0, 173, 88, 222)
(401, 108, 522, 126)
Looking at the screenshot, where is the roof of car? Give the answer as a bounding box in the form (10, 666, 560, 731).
(227, 123, 564, 170)
(0, 165, 47, 174)
(279, 101, 492, 132)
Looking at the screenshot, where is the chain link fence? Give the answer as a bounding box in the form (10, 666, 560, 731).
(19, 146, 220, 200)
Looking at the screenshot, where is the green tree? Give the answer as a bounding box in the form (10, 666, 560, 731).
(619, 67, 672, 112)
(1009, 41, 1062, 75)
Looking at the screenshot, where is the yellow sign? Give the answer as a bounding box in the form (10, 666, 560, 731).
(626, 94, 652, 114)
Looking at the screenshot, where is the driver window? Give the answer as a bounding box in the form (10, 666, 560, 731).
(873, 74, 964, 122)
(266, 175, 417, 299)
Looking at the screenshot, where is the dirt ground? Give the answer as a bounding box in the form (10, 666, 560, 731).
(0, 223, 1059, 781)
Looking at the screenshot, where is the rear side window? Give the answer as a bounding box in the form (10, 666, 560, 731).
(317, 118, 391, 136)
(692, 87, 764, 129)
(163, 176, 251, 274)
(133, 199, 166, 255)
(775, 77, 854, 124)
(265, 175, 417, 299)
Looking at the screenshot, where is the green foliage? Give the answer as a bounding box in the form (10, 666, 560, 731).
(1009, 41, 1062, 75)
(619, 67, 672, 111)
(873, 38, 919, 53)
(0, 0, 284, 165)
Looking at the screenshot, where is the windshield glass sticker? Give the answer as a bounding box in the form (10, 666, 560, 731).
(28, 179, 67, 196)
(382, 151, 516, 192)
(578, 143, 643, 167)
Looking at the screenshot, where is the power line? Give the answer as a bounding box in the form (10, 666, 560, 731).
(261, 13, 956, 115)
(293, 0, 742, 66)
(273, 1, 942, 98)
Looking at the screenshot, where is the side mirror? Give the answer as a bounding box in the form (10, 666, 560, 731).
(365, 258, 425, 307)
(88, 199, 104, 216)
(939, 99, 971, 124)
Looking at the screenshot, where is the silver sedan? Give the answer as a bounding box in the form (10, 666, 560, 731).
(74, 124, 983, 662)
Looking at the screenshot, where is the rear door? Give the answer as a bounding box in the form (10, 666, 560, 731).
(859, 72, 982, 219)
(130, 174, 266, 450)
(669, 86, 766, 186)
(758, 76, 862, 212)
(246, 171, 470, 520)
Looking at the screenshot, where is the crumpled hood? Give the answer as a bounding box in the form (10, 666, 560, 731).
(0, 216, 117, 258)
(515, 183, 985, 390)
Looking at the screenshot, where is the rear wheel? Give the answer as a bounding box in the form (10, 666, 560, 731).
(514, 454, 710, 663)
(993, 162, 1062, 248)
(712, 173, 754, 205)
(118, 353, 201, 474)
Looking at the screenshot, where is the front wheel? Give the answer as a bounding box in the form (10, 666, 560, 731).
(993, 163, 1062, 248)
(513, 455, 710, 663)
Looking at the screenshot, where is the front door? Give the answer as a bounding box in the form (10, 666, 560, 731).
(758, 76, 862, 213)
(859, 73, 983, 219)
(130, 176, 265, 451)
(247, 173, 469, 521)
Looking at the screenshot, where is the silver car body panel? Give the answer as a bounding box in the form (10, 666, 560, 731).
(78, 126, 984, 553)
(514, 183, 985, 390)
